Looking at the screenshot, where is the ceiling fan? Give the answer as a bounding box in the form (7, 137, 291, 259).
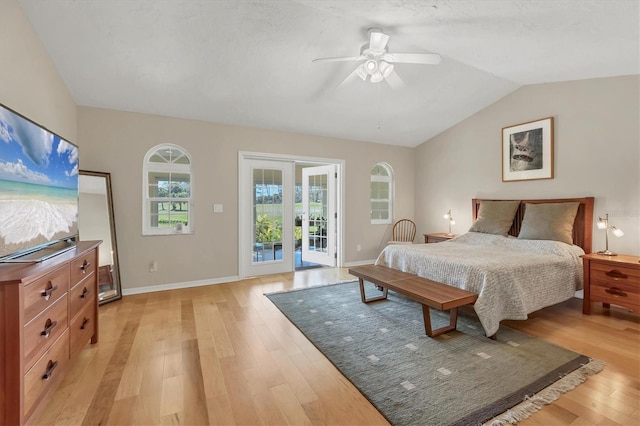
(313, 27, 441, 89)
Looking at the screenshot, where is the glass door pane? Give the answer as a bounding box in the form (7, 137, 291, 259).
(252, 168, 283, 264)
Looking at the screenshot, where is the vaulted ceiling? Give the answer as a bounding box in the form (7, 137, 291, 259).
(18, 0, 640, 147)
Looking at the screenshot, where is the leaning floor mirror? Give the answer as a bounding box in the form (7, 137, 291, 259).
(79, 170, 122, 304)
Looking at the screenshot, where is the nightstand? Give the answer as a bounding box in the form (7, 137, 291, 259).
(424, 233, 458, 243)
(581, 253, 640, 315)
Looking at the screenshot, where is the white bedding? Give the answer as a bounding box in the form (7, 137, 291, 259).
(375, 232, 585, 336)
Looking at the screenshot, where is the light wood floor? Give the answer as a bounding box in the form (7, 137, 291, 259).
(35, 268, 639, 426)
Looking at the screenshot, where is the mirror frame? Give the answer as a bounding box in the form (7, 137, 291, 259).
(79, 170, 122, 305)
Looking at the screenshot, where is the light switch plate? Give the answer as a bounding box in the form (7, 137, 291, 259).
(213, 203, 223, 213)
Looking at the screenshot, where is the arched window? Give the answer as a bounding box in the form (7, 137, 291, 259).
(370, 163, 393, 224)
(143, 144, 193, 235)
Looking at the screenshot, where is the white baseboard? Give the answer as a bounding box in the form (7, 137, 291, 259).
(122, 275, 240, 296)
(343, 259, 377, 267)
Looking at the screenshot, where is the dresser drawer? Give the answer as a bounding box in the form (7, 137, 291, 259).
(69, 302, 96, 358)
(24, 265, 69, 325)
(69, 250, 97, 287)
(24, 330, 69, 420)
(69, 276, 96, 320)
(24, 294, 68, 373)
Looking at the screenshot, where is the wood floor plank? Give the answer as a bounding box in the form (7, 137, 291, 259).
(181, 339, 210, 425)
(269, 382, 313, 425)
(33, 267, 639, 426)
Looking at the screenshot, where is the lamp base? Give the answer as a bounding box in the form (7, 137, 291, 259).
(596, 250, 618, 256)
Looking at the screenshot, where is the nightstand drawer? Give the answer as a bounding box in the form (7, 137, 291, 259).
(591, 263, 640, 285)
(590, 285, 640, 312)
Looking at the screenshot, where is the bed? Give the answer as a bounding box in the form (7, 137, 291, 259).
(375, 197, 594, 336)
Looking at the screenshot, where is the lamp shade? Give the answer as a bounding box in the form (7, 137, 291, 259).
(612, 227, 624, 237)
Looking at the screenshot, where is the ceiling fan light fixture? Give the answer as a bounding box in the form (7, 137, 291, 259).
(370, 71, 384, 83)
(364, 59, 378, 74)
(355, 65, 368, 80)
(378, 60, 394, 78)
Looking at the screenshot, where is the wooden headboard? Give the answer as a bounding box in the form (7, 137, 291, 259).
(471, 197, 595, 254)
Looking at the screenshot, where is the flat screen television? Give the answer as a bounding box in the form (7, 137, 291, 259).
(0, 103, 79, 262)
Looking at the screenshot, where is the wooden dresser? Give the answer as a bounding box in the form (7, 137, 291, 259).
(581, 253, 640, 315)
(0, 241, 101, 425)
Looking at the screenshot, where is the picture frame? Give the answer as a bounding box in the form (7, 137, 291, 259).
(502, 117, 554, 182)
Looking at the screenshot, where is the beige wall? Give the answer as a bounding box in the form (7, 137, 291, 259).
(77, 107, 415, 290)
(0, 0, 76, 141)
(4, 0, 638, 290)
(415, 75, 640, 255)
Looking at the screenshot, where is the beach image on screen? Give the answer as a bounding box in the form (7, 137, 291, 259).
(0, 105, 79, 259)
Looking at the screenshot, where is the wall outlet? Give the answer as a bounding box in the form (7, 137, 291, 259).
(213, 203, 223, 213)
(149, 260, 158, 272)
(356, 244, 361, 252)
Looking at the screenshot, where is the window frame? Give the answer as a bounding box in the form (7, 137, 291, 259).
(142, 143, 193, 236)
(370, 162, 393, 225)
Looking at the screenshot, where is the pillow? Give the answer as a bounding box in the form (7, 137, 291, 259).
(468, 200, 520, 236)
(518, 202, 579, 244)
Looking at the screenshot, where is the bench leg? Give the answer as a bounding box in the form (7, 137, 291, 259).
(422, 305, 459, 337)
(358, 278, 388, 303)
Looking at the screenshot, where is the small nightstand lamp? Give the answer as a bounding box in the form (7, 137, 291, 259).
(444, 209, 455, 237)
(596, 213, 624, 256)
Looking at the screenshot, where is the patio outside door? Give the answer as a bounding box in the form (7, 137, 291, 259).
(301, 165, 337, 267)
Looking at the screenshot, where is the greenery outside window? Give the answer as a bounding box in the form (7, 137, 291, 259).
(370, 163, 393, 224)
(143, 144, 193, 235)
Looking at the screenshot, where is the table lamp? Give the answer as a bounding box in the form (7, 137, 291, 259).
(596, 213, 623, 256)
(444, 209, 455, 237)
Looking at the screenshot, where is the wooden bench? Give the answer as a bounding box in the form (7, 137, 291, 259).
(348, 264, 478, 337)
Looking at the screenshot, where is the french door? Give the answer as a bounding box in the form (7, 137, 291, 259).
(240, 158, 293, 277)
(301, 165, 337, 267)
(239, 152, 343, 278)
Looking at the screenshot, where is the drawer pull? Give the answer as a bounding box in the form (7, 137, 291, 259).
(80, 260, 92, 273)
(80, 287, 90, 298)
(81, 317, 90, 330)
(41, 283, 59, 301)
(605, 270, 628, 280)
(42, 360, 59, 381)
(605, 287, 627, 298)
(41, 319, 58, 338)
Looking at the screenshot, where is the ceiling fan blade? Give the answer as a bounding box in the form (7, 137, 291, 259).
(384, 70, 405, 89)
(337, 64, 367, 88)
(383, 52, 441, 65)
(313, 55, 364, 63)
(369, 29, 390, 52)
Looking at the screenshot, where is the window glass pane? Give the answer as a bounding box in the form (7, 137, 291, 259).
(170, 173, 191, 198)
(149, 154, 167, 163)
(371, 165, 389, 177)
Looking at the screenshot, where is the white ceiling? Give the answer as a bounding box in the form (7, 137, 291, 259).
(18, 0, 640, 147)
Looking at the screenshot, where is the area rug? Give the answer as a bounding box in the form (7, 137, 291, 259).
(266, 281, 604, 426)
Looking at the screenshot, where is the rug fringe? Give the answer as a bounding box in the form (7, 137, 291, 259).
(484, 358, 606, 426)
